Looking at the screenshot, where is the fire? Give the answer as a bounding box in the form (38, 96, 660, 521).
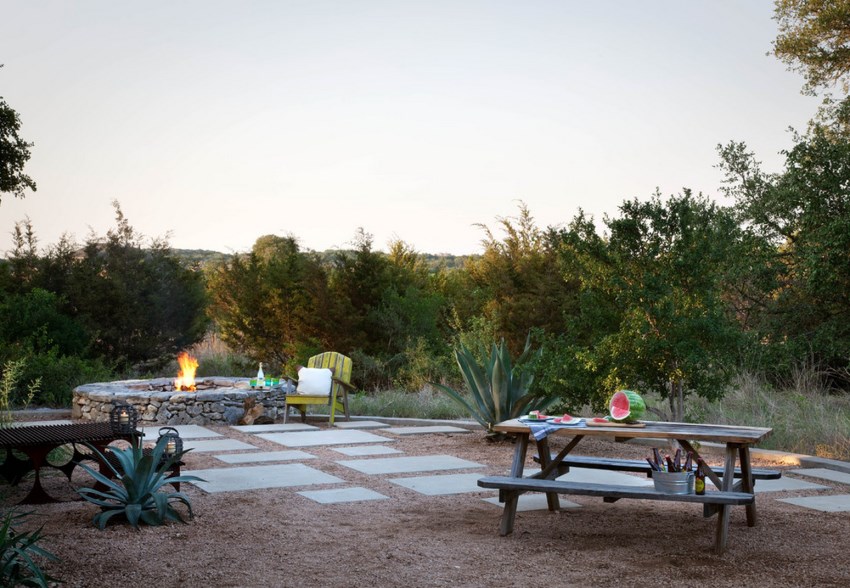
(174, 352, 199, 391)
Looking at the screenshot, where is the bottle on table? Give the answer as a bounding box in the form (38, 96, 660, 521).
(257, 362, 265, 388)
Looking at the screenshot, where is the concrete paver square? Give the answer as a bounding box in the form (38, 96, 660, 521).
(390, 473, 492, 495)
(338, 455, 483, 475)
(183, 439, 259, 453)
(231, 423, 319, 433)
(332, 445, 403, 457)
(482, 494, 581, 512)
(257, 429, 392, 447)
(383, 425, 471, 435)
(778, 494, 850, 512)
(718, 477, 831, 493)
(187, 463, 344, 493)
(298, 487, 389, 504)
(142, 425, 222, 440)
(789, 468, 850, 486)
(215, 450, 316, 464)
(555, 467, 654, 487)
(333, 420, 390, 429)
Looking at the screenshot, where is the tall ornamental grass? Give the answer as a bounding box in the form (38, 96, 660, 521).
(686, 371, 850, 460)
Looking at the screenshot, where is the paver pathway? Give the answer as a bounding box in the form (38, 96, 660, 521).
(141, 422, 850, 512)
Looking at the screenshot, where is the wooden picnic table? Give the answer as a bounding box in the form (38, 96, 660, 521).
(478, 419, 774, 554)
(0, 422, 139, 504)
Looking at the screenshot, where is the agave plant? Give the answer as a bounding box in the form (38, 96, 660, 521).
(0, 508, 59, 588)
(76, 436, 204, 529)
(434, 336, 557, 434)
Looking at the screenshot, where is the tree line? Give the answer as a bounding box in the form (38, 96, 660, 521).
(1, 120, 849, 417)
(2, 2, 848, 415)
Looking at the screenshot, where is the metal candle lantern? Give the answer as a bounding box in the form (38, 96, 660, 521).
(157, 427, 182, 458)
(109, 403, 139, 434)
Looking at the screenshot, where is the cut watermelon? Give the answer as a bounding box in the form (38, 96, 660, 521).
(608, 390, 646, 422)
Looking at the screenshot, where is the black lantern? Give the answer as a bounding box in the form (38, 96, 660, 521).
(157, 427, 183, 459)
(109, 403, 139, 434)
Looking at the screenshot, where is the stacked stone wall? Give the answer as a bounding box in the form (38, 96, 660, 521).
(72, 377, 289, 425)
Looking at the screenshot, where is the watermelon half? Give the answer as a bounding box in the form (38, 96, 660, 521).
(608, 390, 646, 422)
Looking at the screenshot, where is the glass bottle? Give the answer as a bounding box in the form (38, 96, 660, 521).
(695, 461, 706, 495)
(257, 362, 265, 388)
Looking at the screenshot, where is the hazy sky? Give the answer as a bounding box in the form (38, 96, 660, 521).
(1, 1, 817, 255)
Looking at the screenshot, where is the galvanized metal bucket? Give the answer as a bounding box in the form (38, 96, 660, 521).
(652, 470, 695, 494)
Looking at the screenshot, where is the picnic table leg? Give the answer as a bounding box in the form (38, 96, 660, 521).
(738, 445, 757, 527)
(499, 433, 529, 536)
(714, 443, 738, 554)
(535, 437, 561, 512)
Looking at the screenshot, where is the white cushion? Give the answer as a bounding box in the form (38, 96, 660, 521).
(295, 367, 333, 396)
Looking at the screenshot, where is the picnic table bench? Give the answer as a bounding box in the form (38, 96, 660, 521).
(531, 454, 781, 481)
(529, 454, 782, 518)
(479, 475, 755, 506)
(0, 422, 139, 504)
(480, 419, 776, 554)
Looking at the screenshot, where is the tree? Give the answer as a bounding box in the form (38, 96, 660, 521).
(206, 235, 330, 370)
(772, 1, 850, 130)
(719, 130, 850, 378)
(464, 203, 579, 354)
(557, 191, 743, 420)
(0, 66, 37, 203)
(773, 0, 850, 96)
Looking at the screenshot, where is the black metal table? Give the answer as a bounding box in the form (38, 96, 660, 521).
(0, 422, 138, 504)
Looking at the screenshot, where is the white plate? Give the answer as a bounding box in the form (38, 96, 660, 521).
(553, 416, 582, 425)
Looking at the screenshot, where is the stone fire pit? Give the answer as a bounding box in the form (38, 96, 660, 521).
(72, 377, 290, 425)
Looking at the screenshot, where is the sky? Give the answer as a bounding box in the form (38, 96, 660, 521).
(0, 1, 818, 256)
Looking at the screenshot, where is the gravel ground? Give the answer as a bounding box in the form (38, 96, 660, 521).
(4, 423, 849, 588)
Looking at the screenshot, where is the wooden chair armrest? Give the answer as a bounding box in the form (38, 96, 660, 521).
(332, 377, 356, 392)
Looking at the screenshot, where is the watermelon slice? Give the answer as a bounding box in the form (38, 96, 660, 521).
(608, 390, 646, 422)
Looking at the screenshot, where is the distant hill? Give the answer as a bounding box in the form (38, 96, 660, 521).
(172, 249, 476, 272)
(172, 249, 233, 267)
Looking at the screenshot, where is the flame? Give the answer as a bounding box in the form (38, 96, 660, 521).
(174, 352, 199, 391)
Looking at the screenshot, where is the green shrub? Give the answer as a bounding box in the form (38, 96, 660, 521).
(77, 436, 204, 529)
(0, 509, 59, 588)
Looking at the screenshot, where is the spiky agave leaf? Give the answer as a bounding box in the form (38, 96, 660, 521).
(77, 436, 205, 529)
(433, 334, 556, 435)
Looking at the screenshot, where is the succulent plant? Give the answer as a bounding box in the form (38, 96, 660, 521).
(77, 436, 204, 529)
(434, 336, 556, 435)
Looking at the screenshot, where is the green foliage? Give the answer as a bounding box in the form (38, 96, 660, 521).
(0, 289, 89, 356)
(532, 333, 609, 414)
(433, 336, 555, 433)
(773, 0, 850, 96)
(556, 192, 743, 420)
(207, 235, 330, 371)
(0, 509, 59, 588)
(719, 130, 850, 381)
(65, 204, 209, 367)
(464, 202, 579, 354)
(4, 204, 208, 372)
(76, 436, 204, 529)
(0, 73, 37, 203)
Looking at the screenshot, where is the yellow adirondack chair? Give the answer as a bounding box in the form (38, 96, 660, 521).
(284, 352, 354, 425)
